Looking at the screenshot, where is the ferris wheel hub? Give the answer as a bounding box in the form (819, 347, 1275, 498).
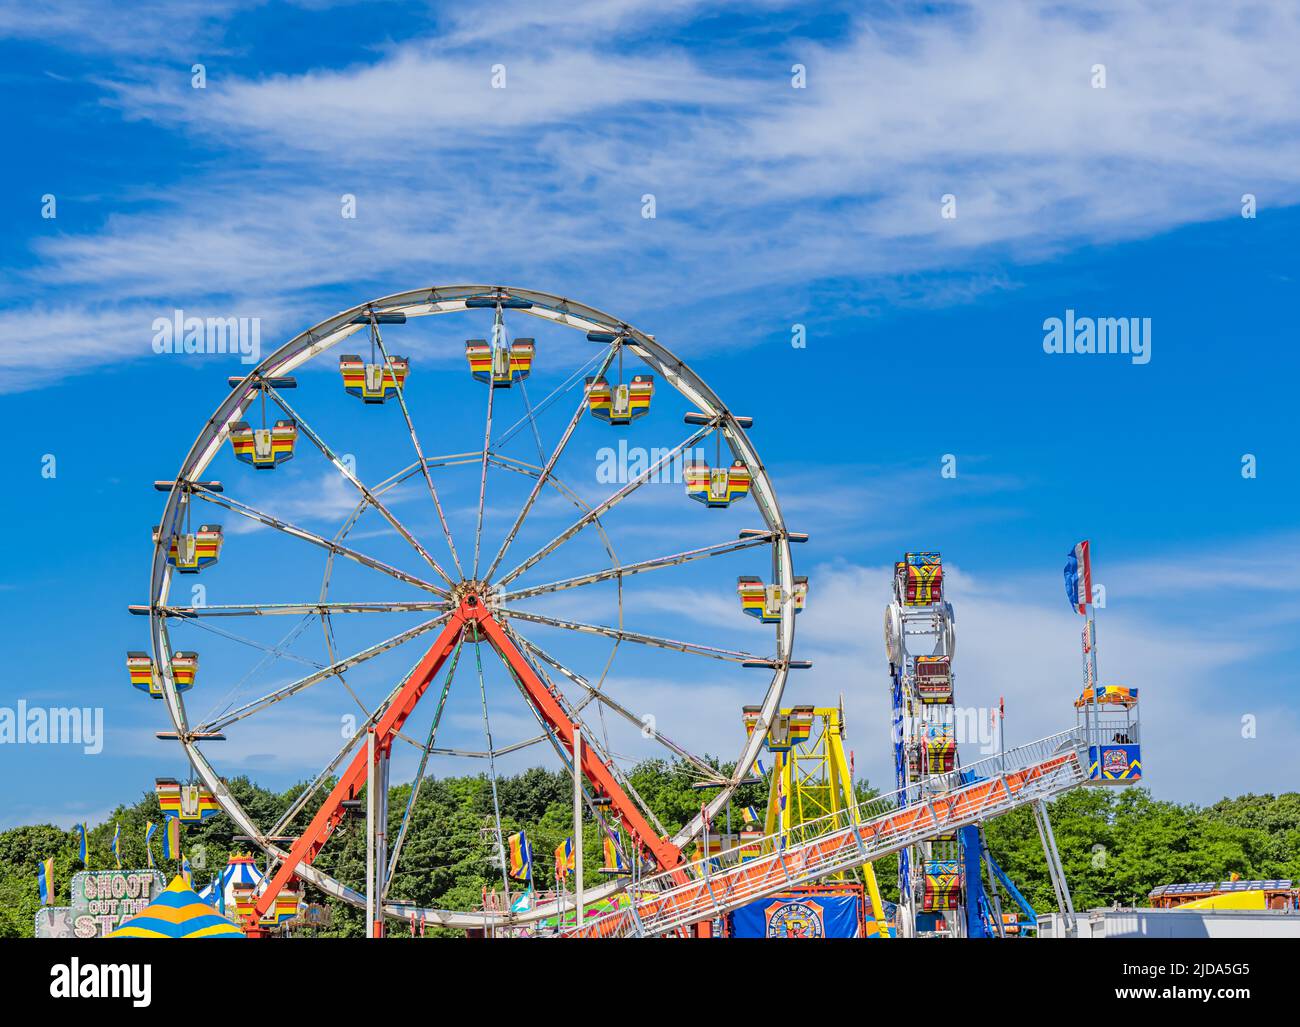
(448, 578, 500, 611)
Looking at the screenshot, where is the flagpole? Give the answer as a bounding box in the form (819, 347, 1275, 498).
(573, 727, 584, 927)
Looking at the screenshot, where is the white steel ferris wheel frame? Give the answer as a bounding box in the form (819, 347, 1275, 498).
(146, 284, 799, 930)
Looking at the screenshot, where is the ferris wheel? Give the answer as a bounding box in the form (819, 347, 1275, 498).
(135, 285, 805, 932)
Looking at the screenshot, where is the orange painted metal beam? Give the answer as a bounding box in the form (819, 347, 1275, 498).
(569, 752, 1080, 936)
(472, 606, 686, 877)
(247, 595, 685, 934)
(248, 608, 469, 926)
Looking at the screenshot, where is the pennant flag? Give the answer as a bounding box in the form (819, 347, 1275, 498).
(181, 855, 193, 886)
(111, 822, 122, 869)
(1064, 540, 1093, 615)
(510, 889, 534, 913)
(740, 805, 760, 827)
(37, 858, 55, 905)
(602, 831, 626, 873)
(75, 824, 88, 868)
(554, 837, 575, 881)
(144, 822, 157, 869)
(506, 831, 532, 882)
(163, 818, 182, 861)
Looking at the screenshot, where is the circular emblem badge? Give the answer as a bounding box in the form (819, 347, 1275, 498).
(766, 899, 824, 938)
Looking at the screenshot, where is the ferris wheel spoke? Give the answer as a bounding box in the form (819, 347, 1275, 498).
(190, 484, 448, 598)
(498, 607, 762, 664)
(268, 638, 439, 837)
(469, 326, 503, 579)
(514, 630, 719, 779)
(424, 736, 549, 759)
(384, 638, 465, 891)
(370, 316, 466, 580)
(489, 347, 607, 455)
(499, 531, 775, 603)
(157, 601, 448, 618)
(269, 707, 373, 837)
(481, 342, 619, 584)
(498, 623, 667, 841)
(262, 380, 456, 588)
(495, 420, 717, 588)
(196, 612, 452, 734)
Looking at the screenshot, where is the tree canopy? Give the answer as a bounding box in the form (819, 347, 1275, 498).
(4, 763, 1296, 937)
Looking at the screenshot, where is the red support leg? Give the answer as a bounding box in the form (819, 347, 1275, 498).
(471, 606, 686, 877)
(246, 593, 687, 936)
(248, 609, 468, 927)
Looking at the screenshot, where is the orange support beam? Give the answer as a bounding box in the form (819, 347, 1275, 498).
(248, 594, 685, 934)
(473, 607, 685, 876)
(249, 608, 468, 927)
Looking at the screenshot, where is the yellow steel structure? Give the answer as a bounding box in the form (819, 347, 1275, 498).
(746, 702, 891, 936)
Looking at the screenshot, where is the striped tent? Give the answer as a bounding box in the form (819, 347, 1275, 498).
(199, 853, 264, 914)
(106, 876, 245, 938)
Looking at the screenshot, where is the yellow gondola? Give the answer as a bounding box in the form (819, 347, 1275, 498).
(127, 651, 196, 697)
(585, 374, 653, 424)
(737, 575, 808, 623)
(684, 460, 751, 508)
(155, 778, 222, 823)
(166, 524, 223, 573)
(339, 354, 408, 403)
(260, 886, 301, 926)
(229, 419, 297, 469)
(465, 338, 534, 387)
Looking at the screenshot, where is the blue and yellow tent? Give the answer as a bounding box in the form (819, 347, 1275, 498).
(105, 875, 244, 938)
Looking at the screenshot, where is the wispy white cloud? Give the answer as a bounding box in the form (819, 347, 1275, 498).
(7, 1, 1297, 393)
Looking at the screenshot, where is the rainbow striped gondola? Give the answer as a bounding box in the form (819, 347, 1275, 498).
(127, 651, 196, 697)
(170, 652, 198, 690)
(261, 886, 301, 926)
(585, 374, 653, 424)
(465, 339, 534, 387)
(166, 524, 223, 574)
(737, 575, 808, 623)
(156, 778, 221, 823)
(786, 706, 815, 745)
(684, 460, 751, 508)
(229, 419, 297, 469)
(106, 876, 245, 938)
(339, 354, 408, 403)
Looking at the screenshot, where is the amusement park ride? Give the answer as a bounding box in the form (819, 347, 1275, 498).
(127, 284, 1141, 939)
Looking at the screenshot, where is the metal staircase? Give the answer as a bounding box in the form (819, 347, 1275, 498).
(565, 729, 1089, 938)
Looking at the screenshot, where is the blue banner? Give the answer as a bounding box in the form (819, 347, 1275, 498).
(730, 892, 862, 938)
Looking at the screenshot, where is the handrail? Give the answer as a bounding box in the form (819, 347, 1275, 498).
(565, 728, 1088, 937)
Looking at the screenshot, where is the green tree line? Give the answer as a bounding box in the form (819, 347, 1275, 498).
(4, 763, 1297, 937)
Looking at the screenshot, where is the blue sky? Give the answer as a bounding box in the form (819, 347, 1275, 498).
(2, 0, 1299, 830)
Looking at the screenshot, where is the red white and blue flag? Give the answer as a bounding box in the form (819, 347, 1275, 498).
(1064, 540, 1092, 614)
